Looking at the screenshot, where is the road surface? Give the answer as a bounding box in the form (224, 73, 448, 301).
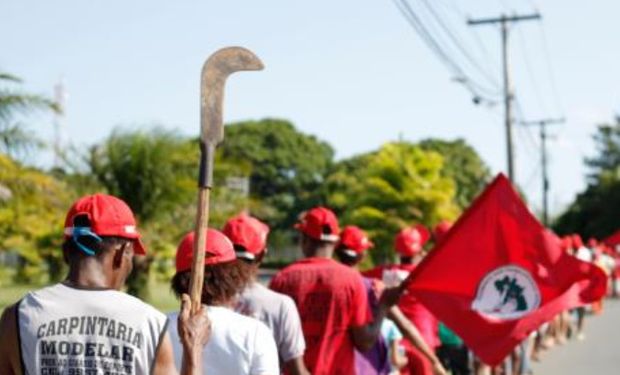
(531, 299, 619, 374)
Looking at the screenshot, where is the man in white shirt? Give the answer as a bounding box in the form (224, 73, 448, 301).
(223, 214, 309, 375)
(0, 194, 209, 375)
(168, 228, 280, 375)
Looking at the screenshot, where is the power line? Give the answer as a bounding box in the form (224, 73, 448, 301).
(514, 98, 540, 152)
(417, 0, 500, 88)
(433, 0, 504, 87)
(391, 0, 501, 99)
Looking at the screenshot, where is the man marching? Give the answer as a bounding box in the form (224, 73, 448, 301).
(364, 225, 440, 375)
(0, 194, 210, 375)
(269, 207, 403, 375)
(223, 213, 310, 375)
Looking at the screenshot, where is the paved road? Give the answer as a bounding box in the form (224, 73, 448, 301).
(531, 299, 619, 374)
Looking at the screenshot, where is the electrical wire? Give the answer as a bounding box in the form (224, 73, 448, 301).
(417, 0, 501, 88)
(391, 0, 502, 99)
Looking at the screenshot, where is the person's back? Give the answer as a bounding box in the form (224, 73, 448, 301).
(19, 283, 167, 375)
(222, 213, 308, 374)
(168, 305, 278, 375)
(0, 193, 211, 375)
(270, 257, 370, 375)
(169, 228, 280, 375)
(236, 282, 306, 366)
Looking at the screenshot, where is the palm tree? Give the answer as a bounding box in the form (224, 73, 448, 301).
(0, 72, 58, 157)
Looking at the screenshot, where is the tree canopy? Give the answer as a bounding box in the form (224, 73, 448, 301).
(418, 138, 491, 209)
(221, 118, 334, 228)
(0, 154, 72, 283)
(323, 142, 460, 263)
(554, 117, 620, 240)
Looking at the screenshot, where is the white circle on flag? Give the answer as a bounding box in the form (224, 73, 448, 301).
(471, 265, 541, 320)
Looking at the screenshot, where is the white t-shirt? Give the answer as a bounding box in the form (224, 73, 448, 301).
(236, 282, 306, 362)
(168, 305, 279, 375)
(18, 283, 168, 375)
(576, 247, 593, 263)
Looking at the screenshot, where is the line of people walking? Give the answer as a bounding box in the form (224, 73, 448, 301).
(1, 193, 615, 374)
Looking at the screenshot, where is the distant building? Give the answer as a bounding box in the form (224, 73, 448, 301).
(0, 183, 12, 201)
(225, 176, 250, 197)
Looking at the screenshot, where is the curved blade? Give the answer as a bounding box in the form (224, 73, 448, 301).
(200, 47, 264, 145)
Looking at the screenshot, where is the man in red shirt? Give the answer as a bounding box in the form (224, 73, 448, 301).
(270, 207, 402, 375)
(364, 225, 440, 375)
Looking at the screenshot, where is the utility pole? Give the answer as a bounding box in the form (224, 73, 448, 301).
(53, 79, 67, 168)
(521, 118, 565, 226)
(468, 13, 541, 182)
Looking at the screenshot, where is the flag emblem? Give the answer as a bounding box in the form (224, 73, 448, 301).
(471, 265, 541, 320)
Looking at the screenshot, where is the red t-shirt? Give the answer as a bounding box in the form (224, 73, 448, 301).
(363, 264, 440, 349)
(269, 257, 371, 375)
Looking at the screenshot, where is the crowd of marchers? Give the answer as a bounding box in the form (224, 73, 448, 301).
(0, 193, 616, 375)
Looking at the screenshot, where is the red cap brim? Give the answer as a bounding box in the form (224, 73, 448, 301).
(134, 238, 147, 255)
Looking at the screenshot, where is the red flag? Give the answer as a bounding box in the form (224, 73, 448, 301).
(405, 174, 607, 366)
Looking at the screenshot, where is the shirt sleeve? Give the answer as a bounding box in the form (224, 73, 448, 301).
(387, 320, 402, 342)
(276, 296, 306, 362)
(268, 273, 284, 294)
(250, 322, 280, 375)
(350, 274, 372, 327)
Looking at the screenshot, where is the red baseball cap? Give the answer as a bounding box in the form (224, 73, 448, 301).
(64, 194, 146, 255)
(561, 236, 573, 252)
(175, 229, 236, 272)
(587, 238, 598, 249)
(433, 220, 453, 243)
(295, 206, 340, 242)
(394, 224, 430, 257)
(223, 214, 270, 260)
(339, 225, 374, 256)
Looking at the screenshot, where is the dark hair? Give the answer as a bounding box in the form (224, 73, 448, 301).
(302, 233, 336, 248)
(334, 246, 361, 266)
(62, 214, 132, 261)
(170, 260, 251, 305)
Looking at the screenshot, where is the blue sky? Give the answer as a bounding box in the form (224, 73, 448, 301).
(2, 0, 619, 217)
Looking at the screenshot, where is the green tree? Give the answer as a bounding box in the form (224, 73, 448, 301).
(221, 119, 334, 229)
(418, 138, 491, 209)
(0, 154, 73, 284)
(554, 117, 620, 239)
(324, 142, 459, 263)
(87, 127, 249, 298)
(584, 116, 620, 182)
(0, 72, 58, 158)
(553, 175, 620, 240)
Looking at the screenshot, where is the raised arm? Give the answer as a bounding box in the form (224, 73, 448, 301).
(387, 306, 446, 375)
